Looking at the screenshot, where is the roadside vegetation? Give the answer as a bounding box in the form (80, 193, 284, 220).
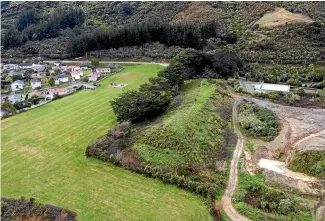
(2, 64, 213, 221)
(234, 171, 312, 221)
(238, 102, 280, 141)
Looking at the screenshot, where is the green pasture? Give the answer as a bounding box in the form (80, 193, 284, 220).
(1, 64, 212, 221)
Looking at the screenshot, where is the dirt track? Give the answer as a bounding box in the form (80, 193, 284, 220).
(220, 98, 251, 221)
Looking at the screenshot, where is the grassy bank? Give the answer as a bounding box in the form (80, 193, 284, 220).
(1, 64, 212, 221)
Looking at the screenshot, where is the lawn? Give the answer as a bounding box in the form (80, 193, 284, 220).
(1, 64, 213, 221)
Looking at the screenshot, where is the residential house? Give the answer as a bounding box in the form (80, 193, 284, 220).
(11, 80, 24, 91)
(53, 62, 62, 67)
(31, 73, 46, 79)
(31, 78, 42, 89)
(8, 71, 25, 77)
(46, 88, 69, 100)
(19, 63, 34, 69)
(32, 64, 45, 72)
(71, 71, 83, 80)
(62, 66, 80, 72)
(3, 64, 19, 70)
(29, 90, 44, 98)
(253, 83, 290, 93)
(54, 74, 69, 85)
(8, 94, 22, 104)
(88, 72, 100, 82)
(96, 68, 111, 74)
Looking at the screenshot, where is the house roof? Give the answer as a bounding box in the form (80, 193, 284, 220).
(49, 88, 68, 93)
(31, 78, 41, 82)
(30, 90, 42, 96)
(19, 63, 33, 66)
(54, 74, 67, 79)
(12, 80, 24, 85)
(89, 72, 100, 77)
(71, 71, 82, 76)
(254, 83, 290, 92)
(8, 94, 22, 101)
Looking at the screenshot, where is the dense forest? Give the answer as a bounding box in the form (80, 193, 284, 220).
(2, 6, 85, 49)
(68, 21, 236, 55)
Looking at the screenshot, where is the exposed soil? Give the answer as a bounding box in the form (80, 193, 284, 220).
(172, 2, 224, 24)
(254, 7, 314, 27)
(220, 98, 251, 221)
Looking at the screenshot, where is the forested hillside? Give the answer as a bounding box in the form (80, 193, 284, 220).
(1, 1, 325, 64)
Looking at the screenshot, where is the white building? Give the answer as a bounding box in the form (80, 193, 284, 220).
(30, 78, 42, 89)
(3, 64, 19, 70)
(11, 80, 24, 91)
(96, 68, 111, 74)
(46, 88, 69, 100)
(71, 71, 83, 80)
(19, 63, 34, 69)
(54, 74, 69, 85)
(254, 83, 290, 93)
(88, 72, 100, 82)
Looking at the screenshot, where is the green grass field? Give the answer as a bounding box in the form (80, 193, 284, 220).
(1, 64, 212, 221)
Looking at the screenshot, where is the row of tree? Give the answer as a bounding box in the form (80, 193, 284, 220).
(2, 7, 85, 49)
(68, 21, 237, 55)
(111, 49, 242, 122)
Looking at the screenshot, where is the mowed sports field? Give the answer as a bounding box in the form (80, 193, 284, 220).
(1, 64, 212, 221)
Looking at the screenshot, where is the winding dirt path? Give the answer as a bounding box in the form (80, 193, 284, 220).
(220, 98, 251, 221)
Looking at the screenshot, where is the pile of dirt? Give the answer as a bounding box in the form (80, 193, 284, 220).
(254, 7, 314, 28)
(1, 198, 77, 221)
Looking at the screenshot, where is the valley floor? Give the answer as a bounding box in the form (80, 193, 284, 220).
(1, 64, 213, 221)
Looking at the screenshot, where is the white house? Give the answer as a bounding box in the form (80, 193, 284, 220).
(46, 88, 69, 100)
(30, 78, 42, 89)
(54, 74, 69, 85)
(3, 64, 19, 70)
(32, 64, 45, 72)
(11, 80, 24, 91)
(71, 71, 83, 80)
(96, 68, 111, 74)
(88, 72, 100, 82)
(254, 83, 290, 93)
(19, 63, 34, 69)
(62, 66, 80, 72)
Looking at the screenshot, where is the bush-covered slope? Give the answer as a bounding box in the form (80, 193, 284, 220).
(87, 80, 236, 201)
(2, 1, 325, 63)
(289, 150, 325, 178)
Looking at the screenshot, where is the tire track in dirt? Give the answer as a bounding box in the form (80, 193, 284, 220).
(220, 98, 251, 221)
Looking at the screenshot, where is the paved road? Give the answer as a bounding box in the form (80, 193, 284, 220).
(45, 60, 170, 66)
(221, 98, 251, 221)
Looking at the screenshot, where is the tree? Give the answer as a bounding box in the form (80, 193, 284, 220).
(295, 88, 305, 96)
(48, 77, 55, 87)
(111, 80, 172, 123)
(28, 95, 41, 105)
(91, 58, 99, 67)
(1, 99, 16, 115)
(53, 68, 61, 75)
(24, 69, 34, 81)
(12, 74, 23, 81)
